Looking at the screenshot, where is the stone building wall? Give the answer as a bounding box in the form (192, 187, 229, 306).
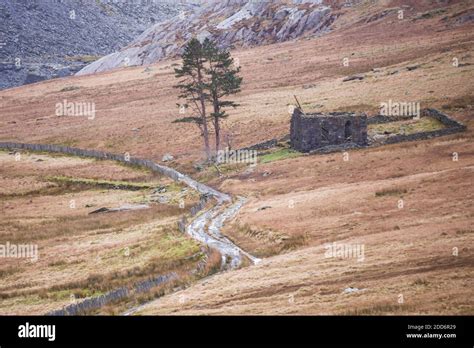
(290, 109, 368, 152)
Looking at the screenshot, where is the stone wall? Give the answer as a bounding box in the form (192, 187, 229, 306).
(47, 273, 176, 316)
(178, 194, 211, 233)
(369, 108, 466, 145)
(367, 114, 413, 124)
(239, 135, 290, 153)
(367, 108, 466, 127)
(0, 142, 230, 202)
(241, 138, 278, 152)
(424, 108, 467, 129)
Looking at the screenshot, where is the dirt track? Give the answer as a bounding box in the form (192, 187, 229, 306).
(1, 0, 473, 315)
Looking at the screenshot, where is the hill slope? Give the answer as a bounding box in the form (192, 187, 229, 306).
(0, 0, 191, 89)
(77, 0, 334, 75)
(0, 0, 473, 315)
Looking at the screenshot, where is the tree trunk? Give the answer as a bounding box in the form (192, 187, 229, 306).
(214, 116, 220, 155)
(200, 97, 211, 160)
(197, 64, 211, 161)
(213, 98, 220, 155)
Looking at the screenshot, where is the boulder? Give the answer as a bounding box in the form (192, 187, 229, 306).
(162, 154, 174, 162)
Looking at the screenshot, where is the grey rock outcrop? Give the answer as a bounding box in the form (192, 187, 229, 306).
(77, 0, 333, 76)
(0, 0, 189, 90)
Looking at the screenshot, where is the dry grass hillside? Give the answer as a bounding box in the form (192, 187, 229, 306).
(0, 151, 222, 314)
(0, 0, 473, 315)
(1, 0, 472, 166)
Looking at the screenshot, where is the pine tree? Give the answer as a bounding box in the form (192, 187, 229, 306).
(174, 38, 211, 160)
(174, 38, 242, 161)
(203, 39, 242, 154)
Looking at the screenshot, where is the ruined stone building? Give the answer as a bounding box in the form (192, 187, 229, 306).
(290, 108, 368, 152)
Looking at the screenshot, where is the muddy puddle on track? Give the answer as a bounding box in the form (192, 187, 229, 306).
(187, 197, 261, 269)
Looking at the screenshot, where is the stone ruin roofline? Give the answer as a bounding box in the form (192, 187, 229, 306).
(296, 110, 367, 118)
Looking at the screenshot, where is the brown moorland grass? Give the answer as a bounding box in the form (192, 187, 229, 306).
(0, 152, 205, 314)
(0, 1, 472, 166)
(0, 0, 473, 315)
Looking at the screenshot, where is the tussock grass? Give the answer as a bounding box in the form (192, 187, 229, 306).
(59, 86, 81, 92)
(0, 226, 201, 302)
(2, 207, 183, 244)
(0, 266, 23, 278)
(195, 162, 248, 183)
(375, 187, 408, 197)
(343, 302, 412, 315)
(412, 278, 430, 286)
(48, 175, 157, 190)
(230, 223, 308, 257)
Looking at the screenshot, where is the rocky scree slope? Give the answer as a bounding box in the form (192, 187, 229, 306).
(0, 0, 191, 90)
(77, 0, 334, 75)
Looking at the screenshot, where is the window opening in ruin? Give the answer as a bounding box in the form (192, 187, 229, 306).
(344, 121, 352, 141)
(321, 126, 329, 141)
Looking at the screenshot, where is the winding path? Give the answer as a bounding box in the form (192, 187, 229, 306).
(0, 142, 261, 315)
(188, 197, 261, 269)
(0, 142, 259, 268)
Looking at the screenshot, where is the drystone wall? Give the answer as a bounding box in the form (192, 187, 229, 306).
(367, 114, 414, 124)
(370, 109, 466, 145)
(47, 274, 176, 316)
(0, 142, 230, 203)
(240, 134, 291, 152)
(178, 194, 211, 233)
